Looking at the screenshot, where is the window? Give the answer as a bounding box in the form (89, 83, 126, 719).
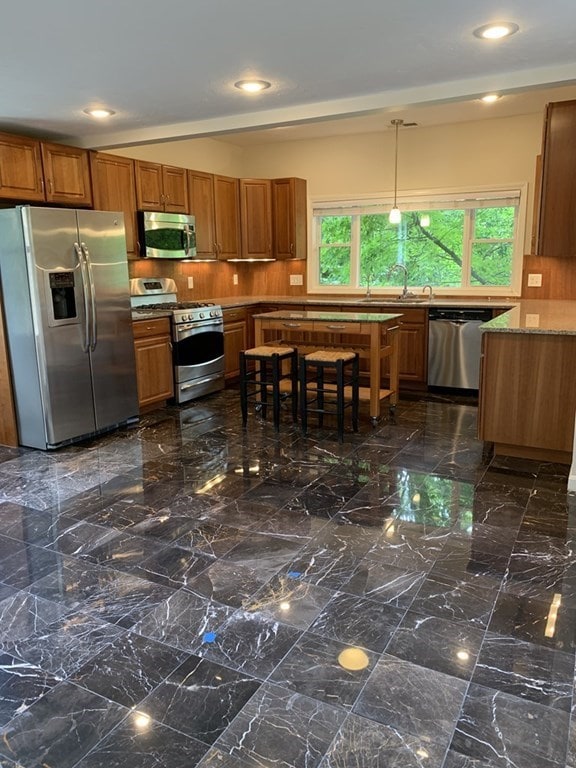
(311, 188, 526, 295)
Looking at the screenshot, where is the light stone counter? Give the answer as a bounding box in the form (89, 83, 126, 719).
(480, 299, 576, 335)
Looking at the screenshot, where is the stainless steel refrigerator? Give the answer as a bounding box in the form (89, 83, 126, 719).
(0, 206, 139, 450)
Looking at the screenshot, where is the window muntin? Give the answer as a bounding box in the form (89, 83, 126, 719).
(312, 189, 524, 294)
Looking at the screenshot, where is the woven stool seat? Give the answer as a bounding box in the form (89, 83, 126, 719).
(305, 350, 356, 363)
(244, 345, 295, 357)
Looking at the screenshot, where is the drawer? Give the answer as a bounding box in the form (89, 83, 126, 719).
(312, 320, 362, 334)
(132, 317, 171, 338)
(223, 308, 247, 323)
(381, 307, 426, 324)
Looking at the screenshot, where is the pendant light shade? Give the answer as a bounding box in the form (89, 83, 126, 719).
(389, 119, 404, 224)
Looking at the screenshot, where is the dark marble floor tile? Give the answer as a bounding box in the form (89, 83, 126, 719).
(74, 711, 210, 768)
(202, 498, 280, 531)
(442, 749, 506, 768)
(0, 591, 68, 650)
(309, 592, 405, 653)
(451, 682, 570, 768)
(72, 631, 189, 707)
(354, 654, 468, 749)
(244, 573, 333, 629)
(269, 632, 376, 708)
(197, 609, 301, 679)
(0, 503, 80, 548)
(427, 541, 507, 592)
(131, 544, 215, 589)
(0, 680, 127, 768)
(0, 544, 62, 590)
(215, 682, 347, 768)
(282, 546, 364, 591)
(238, 480, 301, 508)
(321, 713, 448, 768)
(488, 591, 576, 652)
(384, 612, 484, 680)
(471, 632, 575, 710)
(187, 561, 269, 608)
(365, 527, 444, 573)
(222, 532, 305, 580)
(134, 589, 233, 654)
(340, 561, 426, 609)
(174, 522, 249, 557)
(409, 574, 497, 629)
(450, 523, 518, 560)
(249, 509, 329, 540)
(141, 655, 260, 744)
(28, 557, 175, 625)
(0, 653, 62, 727)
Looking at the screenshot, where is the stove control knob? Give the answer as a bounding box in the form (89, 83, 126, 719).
(199, 312, 205, 319)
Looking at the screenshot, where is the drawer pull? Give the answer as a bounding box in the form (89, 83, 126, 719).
(326, 324, 346, 330)
(283, 322, 302, 328)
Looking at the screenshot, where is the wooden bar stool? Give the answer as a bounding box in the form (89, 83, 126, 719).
(239, 346, 298, 432)
(299, 350, 360, 442)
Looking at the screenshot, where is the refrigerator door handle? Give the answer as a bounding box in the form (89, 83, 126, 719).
(81, 243, 98, 351)
(75, 242, 91, 352)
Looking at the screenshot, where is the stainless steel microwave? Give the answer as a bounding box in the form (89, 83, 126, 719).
(137, 211, 203, 259)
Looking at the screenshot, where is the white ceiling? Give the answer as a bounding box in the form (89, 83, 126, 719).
(2, 0, 576, 150)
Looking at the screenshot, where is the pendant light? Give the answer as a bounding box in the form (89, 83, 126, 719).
(389, 119, 404, 224)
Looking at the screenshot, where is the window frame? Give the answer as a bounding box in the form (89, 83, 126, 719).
(308, 184, 528, 297)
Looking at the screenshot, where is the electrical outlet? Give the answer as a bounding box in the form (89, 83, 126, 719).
(527, 273, 542, 287)
(187, 276, 194, 289)
(233, 274, 239, 285)
(525, 313, 540, 328)
(290, 274, 303, 286)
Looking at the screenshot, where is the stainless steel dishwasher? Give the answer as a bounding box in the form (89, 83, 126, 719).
(428, 307, 493, 389)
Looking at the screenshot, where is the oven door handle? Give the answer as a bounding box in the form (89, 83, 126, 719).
(176, 321, 223, 333)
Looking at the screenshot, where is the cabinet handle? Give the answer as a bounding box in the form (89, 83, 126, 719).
(282, 322, 302, 328)
(326, 324, 346, 330)
(40, 178, 45, 192)
(290, 243, 294, 254)
(48, 178, 53, 194)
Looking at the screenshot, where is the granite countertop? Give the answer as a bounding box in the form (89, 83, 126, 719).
(480, 299, 576, 335)
(252, 309, 403, 323)
(217, 295, 518, 310)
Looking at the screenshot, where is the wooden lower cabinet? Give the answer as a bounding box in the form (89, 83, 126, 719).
(380, 307, 427, 386)
(223, 308, 247, 379)
(478, 331, 576, 463)
(132, 318, 174, 409)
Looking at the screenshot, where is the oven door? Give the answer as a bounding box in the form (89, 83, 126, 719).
(172, 318, 224, 382)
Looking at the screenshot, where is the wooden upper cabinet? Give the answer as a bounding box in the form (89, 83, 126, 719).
(40, 142, 92, 206)
(213, 174, 240, 260)
(0, 132, 44, 201)
(272, 178, 307, 260)
(537, 100, 576, 258)
(188, 169, 217, 259)
(135, 160, 188, 213)
(240, 178, 272, 260)
(90, 152, 138, 255)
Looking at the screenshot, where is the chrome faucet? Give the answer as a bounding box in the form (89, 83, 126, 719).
(388, 264, 415, 299)
(422, 284, 434, 300)
(365, 273, 372, 298)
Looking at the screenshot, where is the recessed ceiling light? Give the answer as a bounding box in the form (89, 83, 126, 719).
(481, 94, 501, 103)
(83, 108, 116, 119)
(473, 22, 519, 40)
(234, 79, 271, 93)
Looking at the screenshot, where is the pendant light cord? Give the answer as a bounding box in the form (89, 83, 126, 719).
(391, 118, 403, 208)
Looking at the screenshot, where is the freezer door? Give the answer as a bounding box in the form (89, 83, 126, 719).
(23, 207, 97, 444)
(76, 210, 138, 429)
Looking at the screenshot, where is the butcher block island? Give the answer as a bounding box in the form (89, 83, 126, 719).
(252, 309, 402, 422)
(478, 300, 576, 464)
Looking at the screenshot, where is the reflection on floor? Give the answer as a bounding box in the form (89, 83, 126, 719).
(0, 388, 574, 768)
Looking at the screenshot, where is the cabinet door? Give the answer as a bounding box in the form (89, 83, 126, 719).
(40, 142, 92, 205)
(398, 324, 427, 382)
(214, 174, 241, 260)
(537, 100, 576, 257)
(133, 334, 174, 407)
(162, 165, 189, 213)
(90, 152, 138, 255)
(135, 160, 164, 210)
(272, 178, 307, 260)
(188, 170, 216, 258)
(240, 178, 272, 260)
(224, 319, 247, 379)
(0, 132, 45, 201)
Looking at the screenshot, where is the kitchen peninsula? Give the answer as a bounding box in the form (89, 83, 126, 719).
(478, 300, 576, 464)
(253, 308, 402, 421)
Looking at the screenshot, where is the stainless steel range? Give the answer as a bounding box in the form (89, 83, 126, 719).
(130, 278, 224, 404)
